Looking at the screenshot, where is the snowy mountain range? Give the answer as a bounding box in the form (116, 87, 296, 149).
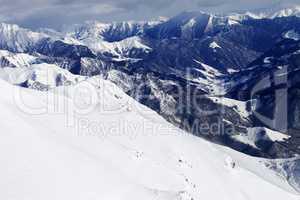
(1, 6, 300, 199)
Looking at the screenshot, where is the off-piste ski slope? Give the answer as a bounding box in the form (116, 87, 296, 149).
(0, 77, 298, 200)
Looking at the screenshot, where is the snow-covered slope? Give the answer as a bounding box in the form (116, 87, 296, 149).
(269, 6, 300, 18)
(240, 5, 300, 19)
(0, 23, 46, 52)
(69, 35, 151, 59)
(63, 21, 152, 58)
(0, 50, 85, 89)
(221, 5, 300, 24)
(0, 77, 299, 200)
(0, 49, 36, 68)
(192, 60, 225, 94)
(283, 30, 300, 41)
(64, 21, 147, 42)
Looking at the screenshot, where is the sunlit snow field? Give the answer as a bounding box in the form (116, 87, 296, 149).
(0, 76, 298, 200)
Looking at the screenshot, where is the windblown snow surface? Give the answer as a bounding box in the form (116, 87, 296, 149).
(0, 77, 299, 200)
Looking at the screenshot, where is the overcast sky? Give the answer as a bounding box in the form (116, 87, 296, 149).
(0, 0, 299, 29)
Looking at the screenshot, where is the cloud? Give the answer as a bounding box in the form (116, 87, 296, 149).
(0, 0, 123, 29)
(0, 0, 299, 29)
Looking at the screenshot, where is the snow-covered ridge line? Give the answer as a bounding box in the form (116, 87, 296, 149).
(226, 5, 300, 20)
(0, 50, 85, 89)
(1, 5, 299, 56)
(0, 22, 48, 52)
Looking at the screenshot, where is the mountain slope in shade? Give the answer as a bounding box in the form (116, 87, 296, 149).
(0, 77, 299, 200)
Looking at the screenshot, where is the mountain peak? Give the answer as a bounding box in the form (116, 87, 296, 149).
(240, 5, 300, 19)
(269, 5, 300, 18)
(0, 22, 21, 31)
(0, 22, 46, 52)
